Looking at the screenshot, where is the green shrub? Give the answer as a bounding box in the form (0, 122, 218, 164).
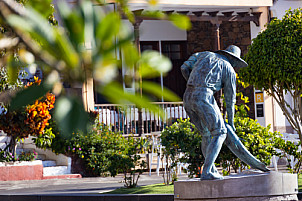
(0, 150, 14, 162)
(161, 117, 284, 178)
(274, 138, 302, 174)
(0, 149, 37, 162)
(160, 118, 203, 184)
(32, 128, 55, 150)
(107, 136, 147, 188)
(48, 124, 145, 187)
(16, 150, 38, 161)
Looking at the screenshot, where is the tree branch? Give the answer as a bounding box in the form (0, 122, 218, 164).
(271, 91, 298, 131)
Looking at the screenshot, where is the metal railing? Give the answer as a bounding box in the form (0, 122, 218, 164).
(94, 102, 188, 134)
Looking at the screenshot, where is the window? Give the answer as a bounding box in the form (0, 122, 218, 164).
(161, 41, 188, 98)
(161, 41, 187, 61)
(140, 41, 188, 99)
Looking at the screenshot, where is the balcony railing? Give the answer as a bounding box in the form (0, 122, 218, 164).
(94, 102, 188, 134)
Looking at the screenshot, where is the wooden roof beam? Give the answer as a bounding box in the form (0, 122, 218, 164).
(222, 11, 234, 17)
(252, 12, 262, 18)
(237, 12, 249, 17)
(207, 11, 219, 17)
(164, 10, 174, 15)
(177, 11, 189, 15)
(188, 12, 262, 26)
(192, 11, 204, 17)
(127, 10, 262, 27)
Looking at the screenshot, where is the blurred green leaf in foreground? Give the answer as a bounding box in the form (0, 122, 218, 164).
(0, 0, 190, 138)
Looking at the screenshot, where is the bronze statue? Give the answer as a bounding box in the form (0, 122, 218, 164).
(181, 45, 269, 180)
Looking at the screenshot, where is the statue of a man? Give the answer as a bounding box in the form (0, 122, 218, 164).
(181, 45, 269, 180)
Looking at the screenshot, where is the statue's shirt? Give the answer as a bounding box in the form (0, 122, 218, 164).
(182, 51, 236, 108)
(181, 51, 236, 135)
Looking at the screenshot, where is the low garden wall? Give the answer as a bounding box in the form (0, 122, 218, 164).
(0, 160, 43, 181)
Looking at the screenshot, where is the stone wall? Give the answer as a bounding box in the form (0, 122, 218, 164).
(187, 21, 216, 54)
(187, 21, 255, 119)
(219, 21, 251, 55)
(187, 21, 251, 56)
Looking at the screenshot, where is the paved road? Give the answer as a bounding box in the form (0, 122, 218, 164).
(0, 173, 188, 195)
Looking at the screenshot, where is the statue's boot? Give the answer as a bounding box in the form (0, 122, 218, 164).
(224, 124, 270, 172)
(201, 172, 224, 180)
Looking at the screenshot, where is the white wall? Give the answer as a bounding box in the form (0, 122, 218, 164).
(140, 20, 187, 41)
(123, 20, 187, 41)
(271, 0, 302, 19)
(273, 92, 294, 132)
(250, 21, 261, 40)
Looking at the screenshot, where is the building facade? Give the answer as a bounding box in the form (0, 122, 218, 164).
(55, 0, 302, 134)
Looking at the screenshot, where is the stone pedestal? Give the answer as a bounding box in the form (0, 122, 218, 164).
(174, 171, 298, 201)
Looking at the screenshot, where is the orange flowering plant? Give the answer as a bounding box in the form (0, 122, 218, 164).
(0, 77, 55, 159)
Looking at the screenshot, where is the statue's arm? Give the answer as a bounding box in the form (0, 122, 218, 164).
(223, 65, 236, 131)
(181, 64, 191, 81)
(180, 52, 201, 81)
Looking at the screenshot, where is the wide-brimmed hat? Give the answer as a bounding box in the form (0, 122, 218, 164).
(216, 45, 248, 68)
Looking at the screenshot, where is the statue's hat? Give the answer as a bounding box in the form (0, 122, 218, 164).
(216, 45, 248, 68)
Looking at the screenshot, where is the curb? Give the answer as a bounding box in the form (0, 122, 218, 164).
(0, 194, 174, 201)
(42, 174, 82, 180)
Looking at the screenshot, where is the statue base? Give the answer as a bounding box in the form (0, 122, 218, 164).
(174, 171, 298, 201)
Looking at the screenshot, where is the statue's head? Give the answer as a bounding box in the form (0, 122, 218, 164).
(216, 45, 248, 68)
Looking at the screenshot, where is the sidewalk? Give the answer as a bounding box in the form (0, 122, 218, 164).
(0, 172, 188, 195)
